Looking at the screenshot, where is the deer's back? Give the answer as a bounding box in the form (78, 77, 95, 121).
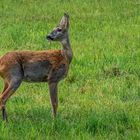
(0, 50, 69, 82)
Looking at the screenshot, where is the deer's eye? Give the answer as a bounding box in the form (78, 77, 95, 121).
(57, 28, 62, 32)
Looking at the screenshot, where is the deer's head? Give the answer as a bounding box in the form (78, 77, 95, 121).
(46, 13, 69, 42)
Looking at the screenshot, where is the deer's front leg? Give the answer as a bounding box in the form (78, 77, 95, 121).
(48, 82, 58, 118)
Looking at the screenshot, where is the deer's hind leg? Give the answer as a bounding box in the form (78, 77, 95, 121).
(0, 81, 10, 121)
(2, 81, 9, 94)
(0, 77, 22, 121)
(0, 81, 9, 111)
(0, 66, 23, 121)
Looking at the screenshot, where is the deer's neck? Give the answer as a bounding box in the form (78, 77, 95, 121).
(61, 37, 73, 63)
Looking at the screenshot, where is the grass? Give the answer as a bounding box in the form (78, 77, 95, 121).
(0, 0, 140, 139)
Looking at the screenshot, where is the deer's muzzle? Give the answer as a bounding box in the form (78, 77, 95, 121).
(46, 35, 54, 41)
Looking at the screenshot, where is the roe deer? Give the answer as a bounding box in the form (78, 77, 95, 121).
(0, 13, 73, 121)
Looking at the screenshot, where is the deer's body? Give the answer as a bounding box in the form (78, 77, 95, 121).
(0, 50, 68, 83)
(0, 13, 72, 121)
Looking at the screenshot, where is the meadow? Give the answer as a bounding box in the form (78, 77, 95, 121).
(0, 0, 140, 139)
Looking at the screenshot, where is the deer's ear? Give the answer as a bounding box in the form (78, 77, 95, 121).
(59, 13, 69, 29)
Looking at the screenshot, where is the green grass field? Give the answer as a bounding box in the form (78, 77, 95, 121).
(0, 0, 140, 139)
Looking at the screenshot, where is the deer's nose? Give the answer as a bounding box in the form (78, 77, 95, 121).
(46, 35, 54, 41)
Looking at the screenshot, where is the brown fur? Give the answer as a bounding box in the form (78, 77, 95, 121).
(0, 50, 68, 79)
